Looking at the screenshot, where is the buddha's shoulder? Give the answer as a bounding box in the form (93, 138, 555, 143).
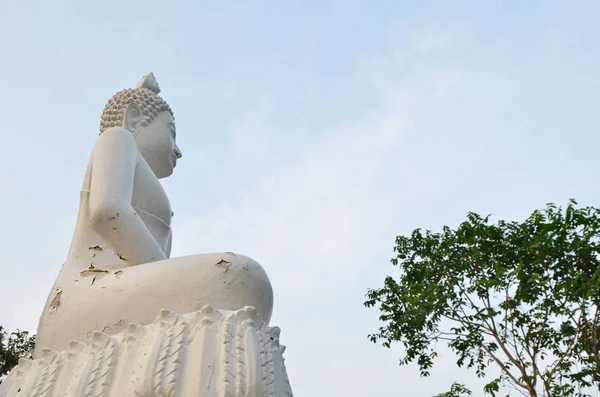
(93, 127, 138, 151)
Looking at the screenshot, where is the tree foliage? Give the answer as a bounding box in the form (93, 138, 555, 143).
(0, 326, 35, 382)
(365, 200, 600, 396)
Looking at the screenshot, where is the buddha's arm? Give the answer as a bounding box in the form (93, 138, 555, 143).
(89, 128, 167, 265)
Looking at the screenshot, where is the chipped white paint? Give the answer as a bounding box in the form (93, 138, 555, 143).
(4, 74, 293, 395)
(0, 306, 293, 397)
(35, 74, 274, 354)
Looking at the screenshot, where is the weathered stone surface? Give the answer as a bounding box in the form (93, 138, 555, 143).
(14, 73, 293, 396)
(1, 306, 293, 397)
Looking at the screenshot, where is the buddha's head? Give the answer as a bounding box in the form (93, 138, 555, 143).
(100, 73, 182, 179)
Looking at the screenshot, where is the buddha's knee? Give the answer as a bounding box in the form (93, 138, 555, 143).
(192, 253, 274, 324)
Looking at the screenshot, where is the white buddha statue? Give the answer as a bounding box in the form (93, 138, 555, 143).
(36, 73, 274, 355)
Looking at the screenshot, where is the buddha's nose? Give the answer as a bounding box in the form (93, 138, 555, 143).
(174, 144, 183, 159)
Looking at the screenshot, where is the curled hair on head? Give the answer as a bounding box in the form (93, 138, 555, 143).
(99, 73, 174, 134)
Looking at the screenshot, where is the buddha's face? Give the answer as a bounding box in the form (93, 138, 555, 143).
(134, 111, 183, 179)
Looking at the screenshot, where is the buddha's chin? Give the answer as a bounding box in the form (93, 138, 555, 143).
(153, 165, 174, 179)
(158, 170, 174, 179)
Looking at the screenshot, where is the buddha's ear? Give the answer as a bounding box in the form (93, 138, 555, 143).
(123, 103, 144, 132)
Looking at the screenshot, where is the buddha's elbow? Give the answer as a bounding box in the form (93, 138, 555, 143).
(90, 199, 128, 235)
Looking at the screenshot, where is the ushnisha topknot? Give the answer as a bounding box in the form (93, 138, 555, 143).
(99, 72, 174, 134)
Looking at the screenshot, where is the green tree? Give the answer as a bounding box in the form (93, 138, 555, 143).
(365, 200, 600, 396)
(0, 326, 35, 383)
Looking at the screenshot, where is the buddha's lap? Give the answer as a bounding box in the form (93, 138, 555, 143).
(100, 252, 274, 318)
(36, 252, 273, 353)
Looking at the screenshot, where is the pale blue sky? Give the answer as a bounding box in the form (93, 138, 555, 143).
(1, 1, 599, 395)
